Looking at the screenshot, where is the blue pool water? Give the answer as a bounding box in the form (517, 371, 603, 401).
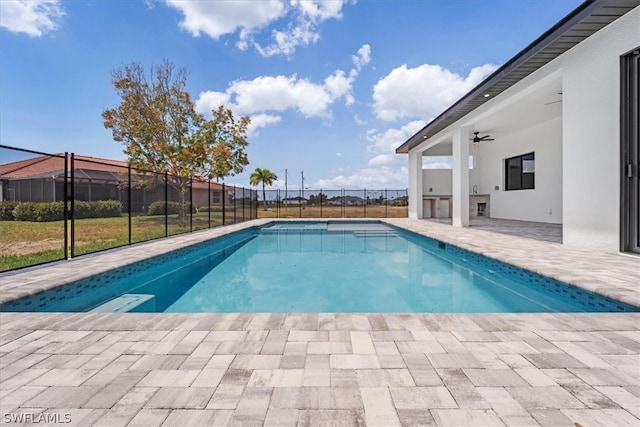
(1, 221, 636, 313)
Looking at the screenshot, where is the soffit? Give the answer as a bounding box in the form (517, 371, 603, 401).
(396, 0, 640, 154)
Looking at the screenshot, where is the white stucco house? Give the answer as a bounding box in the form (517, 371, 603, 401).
(396, 0, 639, 255)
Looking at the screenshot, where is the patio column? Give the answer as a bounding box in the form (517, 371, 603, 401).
(452, 126, 470, 227)
(408, 149, 423, 219)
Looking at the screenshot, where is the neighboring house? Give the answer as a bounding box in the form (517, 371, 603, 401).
(282, 196, 308, 206)
(326, 196, 365, 206)
(0, 153, 230, 213)
(396, 0, 639, 254)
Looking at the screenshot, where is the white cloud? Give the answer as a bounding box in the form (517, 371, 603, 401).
(196, 45, 370, 124)
(354, 114, 367, 126)
(373, 63, 498, 121)
(0, 0, 64, 37)
(311, 120, 421, 190)
(368, 154, 396, 167)
(352, 44, 371, 70)
(314, 166, 408, 189)
(247, 114, 281, 137)
(164, 0, 352, 57)
(194, 91, 231, 113)
(367, 120, 426, 154)
(294, 0, 347, 23)
(254, 19, 319, 57)
(164, 0, 286, 39)
(423, 158, 453, 169)
(235, 75, 334, 118)
(324, 70, 356, 106)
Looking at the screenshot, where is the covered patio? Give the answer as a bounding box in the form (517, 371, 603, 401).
(425, 217, 562, 244)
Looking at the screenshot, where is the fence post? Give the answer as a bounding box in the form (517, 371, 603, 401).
(385, 189, 388, 218)
(70, 153, 75, 258)
(364, 189, 367, 217)
(63, 152, 69, 259)
(128, 165, 132, 245)
(190, 176, 193, 233)
(242, 187, 245, 222)
(208, 180, 211, 228)
(164, 172, 168, 237)
(222, 183, 226, 226)
(320, 189, 323, 218)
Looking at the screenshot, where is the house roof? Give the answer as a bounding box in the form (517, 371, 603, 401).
(0, 151, 224, 190)
(396, 0, 640, 154)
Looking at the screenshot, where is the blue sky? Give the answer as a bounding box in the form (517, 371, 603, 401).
(0, 0, 582, 189)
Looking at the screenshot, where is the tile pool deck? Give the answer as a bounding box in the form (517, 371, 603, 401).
(0, 218, 638, 426)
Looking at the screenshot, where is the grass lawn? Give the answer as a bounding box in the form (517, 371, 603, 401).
(0, 206, 406, 272)
(256, 204, 408, 218)
(0, 212, 229, 271)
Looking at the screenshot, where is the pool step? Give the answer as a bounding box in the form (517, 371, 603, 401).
(261, 226, 327, 233)
(90, 294, 156, 313)
(352, 231, 399, 238)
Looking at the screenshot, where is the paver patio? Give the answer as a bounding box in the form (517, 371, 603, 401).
(0, 218, 638, 426)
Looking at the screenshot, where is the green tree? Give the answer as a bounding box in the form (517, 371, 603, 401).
(102, 60, 250, 223)
(308, 192, 327, 206)
(195, 105, 250, 181)
(249, 168, 278, 210)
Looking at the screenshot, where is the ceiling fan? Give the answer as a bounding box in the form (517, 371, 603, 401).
(471, 131, 494, 144)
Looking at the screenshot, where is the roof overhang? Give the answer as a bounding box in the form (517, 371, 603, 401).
(396, 0, 640, 154)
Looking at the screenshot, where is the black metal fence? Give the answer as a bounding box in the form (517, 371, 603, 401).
(256, 189, 408, 219)
(0, 145, 257, 272)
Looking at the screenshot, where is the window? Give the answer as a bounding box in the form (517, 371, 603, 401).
(505, 152, 535, 191)
(212, 190, 221, 204)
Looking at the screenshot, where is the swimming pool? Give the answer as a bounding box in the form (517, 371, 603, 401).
(1, 221, 636, 313)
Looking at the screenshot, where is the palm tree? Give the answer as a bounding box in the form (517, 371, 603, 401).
(250, 167, 278, 210)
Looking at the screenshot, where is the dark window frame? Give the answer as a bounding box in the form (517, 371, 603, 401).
(505, 152, 535, 191)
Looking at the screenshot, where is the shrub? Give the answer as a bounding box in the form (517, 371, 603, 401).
(0, 201, 19, 220)
(14, 202, 38, 221)
(34, 201, 65, 221)
(14, 201, 64, 222)
(94, 200, 122, 218)
(10, 199, 122, 222)
(73, 200, 92, 219)
(74, 200, 122, 219)
(147, 201, 166, 216)
(147, 200, 195, 216)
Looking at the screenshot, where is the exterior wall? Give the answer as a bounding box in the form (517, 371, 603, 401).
(562, 7, 640, 252)
(422, 164, 481, 196)
(408, 150, 423, 218)
(192, 189, 223, 208)
(472, 117, 563, 224)
(422, 169, 452, 195)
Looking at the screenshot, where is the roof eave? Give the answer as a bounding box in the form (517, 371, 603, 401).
(396, 0, 637, 154)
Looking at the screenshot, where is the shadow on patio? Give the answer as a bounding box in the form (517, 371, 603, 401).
(424, 217, 562, 243)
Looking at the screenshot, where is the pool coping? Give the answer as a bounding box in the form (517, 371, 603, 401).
(0, 218, 639, 310)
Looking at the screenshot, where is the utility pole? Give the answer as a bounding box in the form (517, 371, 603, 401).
(301, 170, 305, 213)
